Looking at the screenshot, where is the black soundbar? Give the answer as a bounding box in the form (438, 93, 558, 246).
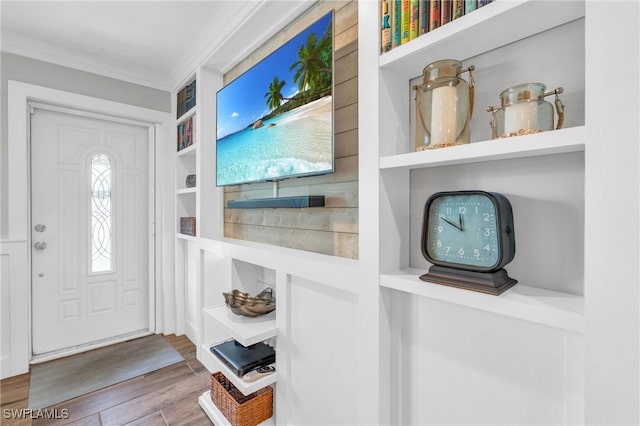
(227, 195, 325, 209)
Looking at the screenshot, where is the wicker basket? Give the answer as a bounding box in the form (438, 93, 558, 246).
(210, 372, 273, 426)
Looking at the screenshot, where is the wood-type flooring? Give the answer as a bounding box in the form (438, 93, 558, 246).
(0, 335, 212, 426)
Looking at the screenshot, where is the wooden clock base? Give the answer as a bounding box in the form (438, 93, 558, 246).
(419, 265, 517, 296)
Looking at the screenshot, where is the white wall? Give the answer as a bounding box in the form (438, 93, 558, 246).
(584, 2, 640, 424)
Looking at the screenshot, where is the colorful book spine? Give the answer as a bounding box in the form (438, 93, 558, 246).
(409, 0, 420, 40)
(419, 0, 429, 34)
(478, 0, 491, 7)
(429, 0, 440, 32)
(381, 0, 392, 53)
(177, 117, 194, 151)
(177, 80, 196, 119)
(184, 117, 193, 148)
(177, 124, 184, 151)
(465, 0, 476, 14)
(176, 90, 186, 119)
(392, 0, 402, 48)
(401, 0, 410, 44)
(452, 0, 464, 20)
(440, 0, 451, 26)
(184, 80, 196, 112)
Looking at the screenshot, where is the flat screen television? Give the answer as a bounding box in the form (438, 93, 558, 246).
(216, 11, 334, 187)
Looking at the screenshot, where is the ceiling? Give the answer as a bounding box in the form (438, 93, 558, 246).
(1, 1, 313, 91)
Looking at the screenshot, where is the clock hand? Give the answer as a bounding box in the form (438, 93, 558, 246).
(441, 216, 463, 231)
(459, 213, 464, 231)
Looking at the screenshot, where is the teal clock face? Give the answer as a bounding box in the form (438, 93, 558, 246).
(424, 192, 505, 270)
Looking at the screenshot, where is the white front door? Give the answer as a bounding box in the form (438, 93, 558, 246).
(30, 107, 151, 356)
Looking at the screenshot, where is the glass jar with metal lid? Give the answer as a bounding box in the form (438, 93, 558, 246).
(487, 83, 565, 139)
(413, 59, 475, 150)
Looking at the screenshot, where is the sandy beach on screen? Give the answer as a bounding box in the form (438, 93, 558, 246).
(276, 96, 332, 126)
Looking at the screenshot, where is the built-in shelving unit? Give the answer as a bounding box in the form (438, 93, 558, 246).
(176, 187, 197, 195)
(197, 257, 277, 422)
(380, 269, 584, 333)
(175, 232, 197, 242)
(203, 305, 276, 347)
(378, 1, 584, 74)
(379, 125, 585, 170)
(199, 342, 278, 395)
(363, 0, 592, 424)
(175, 75, 198, 240)
(176, 143, 197, 157)
(176, 106, 197, 125)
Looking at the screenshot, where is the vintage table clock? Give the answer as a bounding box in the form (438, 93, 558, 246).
(420, 190, 517, 295)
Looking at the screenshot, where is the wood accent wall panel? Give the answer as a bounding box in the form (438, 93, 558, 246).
(223, 0, 359, 259)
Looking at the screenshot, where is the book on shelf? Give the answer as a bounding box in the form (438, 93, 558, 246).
(429, 0, 440, 31)
(176, 79, 196, 119)
(452, 0, 464, 19)
(380, 0, 494, 54)
(409, 0, 419, 40)
(465, 0, 476, 14)
(185, 80, 196, 111)
(392, 0, 401, 47)
(440, 0, 451, 26)
(381, 0, 392, 53)
(419, 0, 429, 34)
(177, 116, 195, 152)
(400, 0, 410, 44)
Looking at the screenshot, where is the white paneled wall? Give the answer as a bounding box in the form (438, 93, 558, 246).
(287, 276, 358, 426)
(1, 240, 29, 379)
(391, 293, 582, 425)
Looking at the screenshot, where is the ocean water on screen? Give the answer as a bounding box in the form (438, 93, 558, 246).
(216, 96, 333, 186)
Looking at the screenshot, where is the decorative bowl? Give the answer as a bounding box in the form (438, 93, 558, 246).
(223, 287, 276, 317)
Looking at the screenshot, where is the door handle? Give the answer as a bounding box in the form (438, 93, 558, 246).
(34, 224, 47, 232)
(34, 241, 47, 251)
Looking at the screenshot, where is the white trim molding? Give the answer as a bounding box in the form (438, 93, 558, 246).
(6, 81, 175, 377)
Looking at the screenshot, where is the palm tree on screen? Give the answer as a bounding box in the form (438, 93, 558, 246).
(264, 77, 286, 111)
(290, 31, 332, 95)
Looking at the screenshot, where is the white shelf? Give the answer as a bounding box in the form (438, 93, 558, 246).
(379, 0, 585, 79)
(199, 390, 274, 426)
(203, 304, 277, 347)
(177, 143, 197, 157)
(176, 106, 196, 124)
(379, 126, 585, 171)
(199, 342, 278, 395)
(380, 269, 584, 333)
(176, 232, 197, 241)
(176, 187, 197, 195)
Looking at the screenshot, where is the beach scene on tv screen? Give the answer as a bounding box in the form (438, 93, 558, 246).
(216, 12, 333, 186)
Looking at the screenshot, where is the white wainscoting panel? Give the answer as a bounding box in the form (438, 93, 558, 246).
(1, 240, 30, 379)
(287, 275, 359, 426)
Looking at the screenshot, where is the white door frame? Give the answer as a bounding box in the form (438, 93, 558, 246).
(7, 81, 173, 374)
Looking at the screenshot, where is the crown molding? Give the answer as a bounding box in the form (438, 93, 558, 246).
(167, 0, 260, 90)
(169, 0, 316, 89)
(2, 0, 318, 93)
(2, 30, 174, 91)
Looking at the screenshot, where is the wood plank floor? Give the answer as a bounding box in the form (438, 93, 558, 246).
(0, 335, 213, 426)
